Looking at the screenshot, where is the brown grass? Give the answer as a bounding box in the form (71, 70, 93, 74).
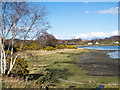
(20, 48, 84, 58)
(2, 76, 40, 88)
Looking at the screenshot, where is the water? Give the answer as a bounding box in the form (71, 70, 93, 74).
(77, 45, 120, 59)
(107, 51, 120, 59)
(77, 45, 120, 50)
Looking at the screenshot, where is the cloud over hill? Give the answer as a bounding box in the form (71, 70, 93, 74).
(54, 30, 119, 40)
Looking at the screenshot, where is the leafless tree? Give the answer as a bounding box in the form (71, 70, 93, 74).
(0, 1, 50, 75)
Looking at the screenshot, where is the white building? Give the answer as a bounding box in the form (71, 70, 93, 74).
(95, 42, 99, 44)
(88, 42, 92, 45)
(114, 41, 119, 44)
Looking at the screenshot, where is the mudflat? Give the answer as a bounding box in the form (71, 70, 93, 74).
(76, 50, 119, 76)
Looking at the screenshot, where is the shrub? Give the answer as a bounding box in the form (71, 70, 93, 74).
(56, 45, 77, 49)
(42, 46, 56, 51)
(6, 57, 29, 77)
(5, 50, 11, 54)
(14, 44, 20, 50)
(22, 45, 31, 50)
(42, 45, 77, 51)
(30, 43, 41, 50)
(66, 45, 77, 49)
(22, 42, 41, 50)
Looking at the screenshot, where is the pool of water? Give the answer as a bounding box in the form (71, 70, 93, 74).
(77, 45, 120, 59)
(107, 51, 120, 59)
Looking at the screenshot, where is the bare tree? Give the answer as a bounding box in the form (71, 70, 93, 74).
(0, 2, 50, 75)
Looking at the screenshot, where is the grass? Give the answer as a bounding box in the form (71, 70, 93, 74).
(2, 48, 119, 88)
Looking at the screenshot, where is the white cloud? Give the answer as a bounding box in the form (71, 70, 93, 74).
(85, 10, 89, 13)
(84, 1, 88, 4)
(97, 7, 118, 14)
(54, 30, 119, 40)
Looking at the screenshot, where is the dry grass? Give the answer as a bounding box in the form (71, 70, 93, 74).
(20, 48, 84, 58)
(2, 76, 41, 88)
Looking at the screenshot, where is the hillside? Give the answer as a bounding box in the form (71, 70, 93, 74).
(5, 35, 120, 46)
(86, 36, 120, 45)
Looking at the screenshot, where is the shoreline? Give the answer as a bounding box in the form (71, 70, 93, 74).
(76, 44, 119, 47)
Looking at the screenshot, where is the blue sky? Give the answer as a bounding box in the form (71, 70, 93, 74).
(34, 2, 118, 40)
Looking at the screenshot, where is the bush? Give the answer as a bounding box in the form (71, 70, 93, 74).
(56, 45, 77, 49)
(66, 45, 77, 49)
(42, 46, 56, 51)
(22, 45, 31, 50)
(14, 44, 20, 50)
(6, 57, 29, 77)
(56, 45, 64, 49)
(30, 42, 41, 50)
(42, 45, 77, 51)
(5, 50, 11, 54)
(22, 42, 41, 50)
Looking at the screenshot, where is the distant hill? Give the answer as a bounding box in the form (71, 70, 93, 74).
(5, 35, 120, 46)
(86, 35, 120, 45)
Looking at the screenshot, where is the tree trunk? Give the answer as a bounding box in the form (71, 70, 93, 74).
(0, 35, 3, 74)
(3, 50, 7, 74)
(1, 50, 3, 74)
(0, 35, 7, 74)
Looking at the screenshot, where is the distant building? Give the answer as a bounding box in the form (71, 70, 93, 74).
(88, 42, 92, 45)
(114, 41, 119, 44)
(95, 42, 99, 44)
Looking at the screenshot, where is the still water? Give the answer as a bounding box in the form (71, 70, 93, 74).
(77, 45, 119, 50)
(77, 45, 120, 59)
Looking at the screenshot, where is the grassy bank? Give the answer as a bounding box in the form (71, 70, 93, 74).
(2, 48, 118, 88)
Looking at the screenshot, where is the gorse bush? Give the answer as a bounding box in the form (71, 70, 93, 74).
(30, 42, 41, 50)
(56, 45, 77, 49)
(42, 46, 56, 51)
(64, 45, 77, 49)
(23, 42, 41, 50)
(42, 45, 77, 51)
(13, 42, 77, 51)
(6, 57, 29, 77)
(14, 42, 41, 50)
(5, 50, 11, 54)
(14, 44, 20, 51)
(55, 45, 64, 49)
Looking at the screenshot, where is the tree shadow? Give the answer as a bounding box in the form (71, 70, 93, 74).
(46, 68, 74, 81)
(27, 68, 74, 83)
(27, 73, 43, 80)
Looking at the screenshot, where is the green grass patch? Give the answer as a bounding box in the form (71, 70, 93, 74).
(25, 49, 118, 88)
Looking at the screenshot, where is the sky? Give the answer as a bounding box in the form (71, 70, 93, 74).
(1, 1, 119, 40)
(28, 0, 119, 2)
(35, 2, 118, 40)
(25, 1, 118, 40)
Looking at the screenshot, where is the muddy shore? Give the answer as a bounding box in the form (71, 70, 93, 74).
(76, 49, 119, 77)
